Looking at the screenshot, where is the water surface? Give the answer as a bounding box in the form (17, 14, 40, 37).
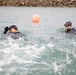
(0, 7, 76, 75)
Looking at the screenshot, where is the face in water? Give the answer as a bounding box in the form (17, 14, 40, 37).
(64, 21, 72, 30)
(10, 28, 18, 33)
(65, 25, 72, 29)
(9, 25, 18, 33)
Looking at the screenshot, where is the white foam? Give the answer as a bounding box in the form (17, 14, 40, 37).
(0, 60, 12, 67)
(0, 42, 46, 69)
(47, 43, 54, 49)
(66, 53, 72, 64)
(52, 61, 65, 74)
(0, 67, 3, 71)
(8, 67, 16, 72)
(52, 62, 59, 73)
(16, 58, 38, 64)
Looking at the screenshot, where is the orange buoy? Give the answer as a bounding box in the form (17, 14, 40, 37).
(32, 14, 40, 24)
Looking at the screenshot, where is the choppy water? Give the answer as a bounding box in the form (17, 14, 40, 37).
(0, 7, 76, 75)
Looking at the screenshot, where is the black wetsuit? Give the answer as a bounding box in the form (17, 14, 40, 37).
(2, 26, 23, 39)
(64, 28, 76, 34)
(7, 32, 23, 39)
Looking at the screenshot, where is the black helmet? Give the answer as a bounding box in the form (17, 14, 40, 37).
(64, 21, 72, 27)
(9, 25, 18, 30)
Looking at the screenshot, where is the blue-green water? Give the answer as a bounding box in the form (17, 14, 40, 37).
(0, 7, 76, 75)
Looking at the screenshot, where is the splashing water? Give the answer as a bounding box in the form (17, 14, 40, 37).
(0, 7, 76, 75)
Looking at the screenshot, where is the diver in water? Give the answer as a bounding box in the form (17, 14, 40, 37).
(63, 21, 76, 34)
(3, 25, 22, 39)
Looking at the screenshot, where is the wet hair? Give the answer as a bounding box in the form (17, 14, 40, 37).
(64, 21, 72, 27)
(9, 25, 18, 30)
(3, 26, 9, 34)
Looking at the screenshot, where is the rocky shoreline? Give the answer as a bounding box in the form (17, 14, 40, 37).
(0, 0, 76, 7)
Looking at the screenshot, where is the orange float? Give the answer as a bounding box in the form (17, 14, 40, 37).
(32, 14, 40, 24)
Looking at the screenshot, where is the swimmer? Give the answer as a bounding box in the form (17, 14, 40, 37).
(63, 21, 76, 34)
(3, 25, 22, 39)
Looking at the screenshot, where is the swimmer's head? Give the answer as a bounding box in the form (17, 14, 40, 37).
(64, 21, 72, 27)
(9, 25, 18, 33)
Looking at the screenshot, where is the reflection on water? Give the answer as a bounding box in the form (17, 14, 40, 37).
(0, 7, 76, 75)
